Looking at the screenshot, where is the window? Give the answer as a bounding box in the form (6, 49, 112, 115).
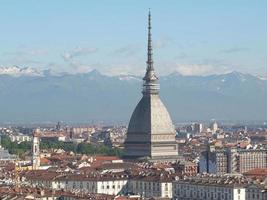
(165, 183, 168, 191)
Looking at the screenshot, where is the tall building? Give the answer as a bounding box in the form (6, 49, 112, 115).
(193, 123, 203, 134)
(199, 146, 228, 175)
(32, 129, 40, 170)
(124, 11, 179, 161)
(56, 121, 61, 131)
(211, 121, 219, 134)
(237, 149, 267, 173)
(199, 146, 267, 174)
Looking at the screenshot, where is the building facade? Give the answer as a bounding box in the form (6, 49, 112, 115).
(9, 134, 32, 143)
(173, 177, 246, 200)
(237, 149, 267, 173)
(23, 170, 175, 199)
(23, 170, 267, 200)
(246, 184, 267, 200)
(199, 146, 228, 175)
(200, 146, 267, 175)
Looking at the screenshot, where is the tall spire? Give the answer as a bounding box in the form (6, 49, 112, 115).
(143, 9, 159, 95)
(147, 9, 153, 72)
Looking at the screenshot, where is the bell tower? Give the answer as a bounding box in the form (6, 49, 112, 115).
(32, 129, 40, 170)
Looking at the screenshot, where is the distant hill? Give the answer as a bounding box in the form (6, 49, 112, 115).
(0, 66, 267, 123)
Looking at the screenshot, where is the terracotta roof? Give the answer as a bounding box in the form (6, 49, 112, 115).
(0, 185, 115, 200)
(94, 156, 119, 161)
(56, 172, 129, 182)
(40, 157, 51, 165)
(244, 168, 267, 177)
(23, 170, 60, 181)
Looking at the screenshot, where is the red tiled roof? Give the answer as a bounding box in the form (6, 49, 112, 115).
(40, 157, 51, 165)
(94, 156, 120, 161)
(244, 168, 267, 177)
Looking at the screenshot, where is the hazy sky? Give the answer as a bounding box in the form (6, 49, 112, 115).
(1, 0, 267, 76)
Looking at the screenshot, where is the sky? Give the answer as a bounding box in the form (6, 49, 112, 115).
(1, 0, 267, 76)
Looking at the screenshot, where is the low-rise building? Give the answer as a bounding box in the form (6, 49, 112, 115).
(0, 148, 17, 161)
(173, 175, 246, 200)
(129, 173, 173, 199)
(246, 184, 267, 200)
(9, 134, 32, 143)
(24, 170, 129, 196)
(23, 169, 175, 199)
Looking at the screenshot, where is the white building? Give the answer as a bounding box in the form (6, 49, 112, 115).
(129, 175, 173, 199)
(24, 170, 174, 199)
(26, 170, 267, 200)
(211, 121, 219, 134)
(25, 171, 129, 196)
(193, 123, 203, 134)
(173, 176, 246, 200)
(9, 134, 32, 143)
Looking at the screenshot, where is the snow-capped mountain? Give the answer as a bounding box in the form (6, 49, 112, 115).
(116, 74, 142, 82)
(258, 76, 267, 81)
(0, 66, 43, 77)
(0, 68, 266, 122)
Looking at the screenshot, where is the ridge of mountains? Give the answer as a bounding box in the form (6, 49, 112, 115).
(1, 66, 267, 123)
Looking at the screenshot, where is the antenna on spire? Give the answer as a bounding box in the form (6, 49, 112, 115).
(142, 9, 159, 95)
(147, 8, 153, 71)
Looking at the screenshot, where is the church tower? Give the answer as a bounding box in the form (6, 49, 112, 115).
(32, 129, 40, 170)
(124, 11, 179, 161)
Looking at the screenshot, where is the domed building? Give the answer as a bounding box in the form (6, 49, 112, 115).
(124, 11, 179, 161)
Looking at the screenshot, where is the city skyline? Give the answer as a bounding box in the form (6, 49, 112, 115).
(1, 1, 267, 77)
(0, 2, 265, 199)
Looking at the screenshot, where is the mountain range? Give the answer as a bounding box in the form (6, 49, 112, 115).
(0, 66, 267, 123)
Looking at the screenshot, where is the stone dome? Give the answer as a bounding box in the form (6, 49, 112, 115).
(127, 94, 175, 136)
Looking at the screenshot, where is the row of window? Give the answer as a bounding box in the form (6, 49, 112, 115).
(176, 184, 232, 193)
(174, 190, 233, 200)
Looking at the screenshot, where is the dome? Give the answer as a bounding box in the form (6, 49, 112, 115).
(127, 94, 175, 136)
(124, 93, 178, 160)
